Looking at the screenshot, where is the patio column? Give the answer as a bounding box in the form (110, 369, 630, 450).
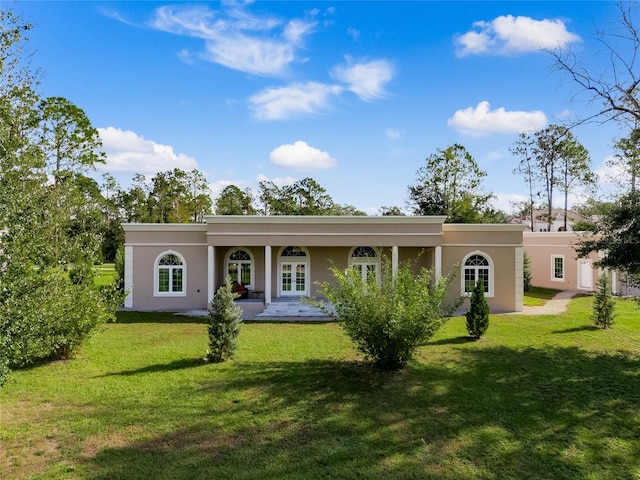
(265, 245, 272, 305)
(123, 245, 133, 308)
(207, 245, 215, 305)
(434, 245, 442, 280)
(391, 246, 399, 278)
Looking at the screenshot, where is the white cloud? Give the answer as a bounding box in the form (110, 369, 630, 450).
(97, 127, 198, 175)
(256, 173, 298, 187)
(150, 4, 316, 77)
(249, 82, 343, 120)
(448, 101, 547, 136)
(347, 27, 360, 40)
(332, 57, 394, 101)
(385, 127, 403, 140)
(269, 141, 337, 170)
(490, 192, 528, 214)
(455, 15, 580, 57)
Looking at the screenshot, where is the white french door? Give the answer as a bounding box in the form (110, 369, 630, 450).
(280, 262, 308, 296)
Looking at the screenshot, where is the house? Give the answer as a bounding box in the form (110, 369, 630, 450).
(523, 231, 640, 295)
(512, 208, 590, 232)
(123, 216, 526, 314)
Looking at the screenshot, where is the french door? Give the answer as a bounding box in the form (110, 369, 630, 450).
(280, 262, 308, 296)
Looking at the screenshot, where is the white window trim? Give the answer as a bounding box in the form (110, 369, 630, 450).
(348, 246, 381, 285)
(277, 246, 310, 297)
(154, 250, 187, 297)
(224, 247, 254, 289)
(461, 250, 494, 298)
(551, 254, 565, 282)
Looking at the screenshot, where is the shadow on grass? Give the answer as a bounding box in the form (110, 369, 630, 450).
(115, 311, 207, 324)
(553, 325, 600, 334)
(101, 357, 208, 376)
(84, 345, 640, 480)
(426, 335, 473, 346)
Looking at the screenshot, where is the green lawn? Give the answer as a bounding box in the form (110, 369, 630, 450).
(524, 286, 562, 306)
(93, 263, 117, 286)
(1, 297, 639, 479)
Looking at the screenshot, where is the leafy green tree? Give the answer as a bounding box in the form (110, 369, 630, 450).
(380, 206, 405, 216)
(576, 191, 640, 275)
(465, 279, 490, 339)
(407, 144, 493, 222)
(207, 277, 243, 362)
(318, 261, 459, 370)
(185, 168, 212, 222)
(0, 12, 119, 385)
(258, 177, 361, 215)
(40, 96, 105, 184)
(516, 125, 592, 232)
(591, 273, 616, 329)
(215, 184, 256, 215)
(511, 134, 539, 232)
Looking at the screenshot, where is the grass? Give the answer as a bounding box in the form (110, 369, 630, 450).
(1, 297, 640, 479)
(523, 286, 562, 306)
(93, 263, 117, 287)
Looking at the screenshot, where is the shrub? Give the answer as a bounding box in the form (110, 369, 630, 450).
(318, 261, 459, 370)
(207, 277, 243, 362)
(523, 250, 532, 292)
(591, 272, 616, 329)
(465, 279, 490, 339)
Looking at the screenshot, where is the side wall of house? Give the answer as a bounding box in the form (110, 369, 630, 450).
(523, 232, 600, 292)
(125, 226, 209, 311)
(442, 226, 524, 313)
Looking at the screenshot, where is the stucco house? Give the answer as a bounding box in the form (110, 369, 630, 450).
(123, 216, 526, 314)
(523, 231, 638, 295)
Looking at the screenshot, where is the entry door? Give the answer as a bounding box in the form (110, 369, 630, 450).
(578, 260, 593, 290)
(281, 262, 308, 296)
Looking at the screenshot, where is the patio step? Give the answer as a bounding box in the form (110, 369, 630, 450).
(255, 300, 335, 318)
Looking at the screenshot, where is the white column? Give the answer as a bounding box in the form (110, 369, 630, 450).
(123, 246, 133, 308)
(434, 246, 442, 280)
(265, 245, 272, 305)
(207, 245, 215, 306)
(392, 246, 399, 279)
(611, 269, 618, 295)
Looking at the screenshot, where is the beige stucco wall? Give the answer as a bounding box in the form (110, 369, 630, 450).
(123, 219, 524, 313)
(523, 232, 600, 291)
(442, 225, 525, 313)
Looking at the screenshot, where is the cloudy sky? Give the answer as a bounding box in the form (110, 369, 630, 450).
(20, 1, 628, 214)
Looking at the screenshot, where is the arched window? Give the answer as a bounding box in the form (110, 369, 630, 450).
(155, 251, 186, 296)
(349, 246, 380, 283)
(226, 248, 253, 288)
(462, 252, 493, 297)
(281, 246, 307, 257)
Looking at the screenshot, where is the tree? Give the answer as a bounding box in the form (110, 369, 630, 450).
(0, 12, 120, 385)
(215, 184, 256, 215)
(185, 168, 212, 222)
(257, 177, 360, 215)
(511, 133, 538, 232)
(407, 144, 493, 222)
(610, 129, 640, 196)
(591, 273, 616, 329)
(39, 96, 105, 184)
(512, 125, 592, 232)
(318, 261, 459, 370)
(575, 191, 640, 274)
(465, 279, 490, 339)
(550, 2, 640, 126)
(523, 251, 532, 292)
(207, 278, 243, 362)
(380, 206, 405, 216)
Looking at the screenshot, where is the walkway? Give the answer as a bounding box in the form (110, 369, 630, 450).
(519, 290, 577, 315)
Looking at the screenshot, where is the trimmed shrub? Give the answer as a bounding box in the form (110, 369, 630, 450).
(319, 260, 460, 370)
(207, 277, 243, 362)
(592, 273, 616, 329)
(523, 250, 532, 292)
(465, 279, 490, 339)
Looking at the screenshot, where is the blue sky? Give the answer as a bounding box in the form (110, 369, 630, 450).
(18, 1, 628, 214)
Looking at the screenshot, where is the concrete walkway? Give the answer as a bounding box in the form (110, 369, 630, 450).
(520, 290, 577, 315)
